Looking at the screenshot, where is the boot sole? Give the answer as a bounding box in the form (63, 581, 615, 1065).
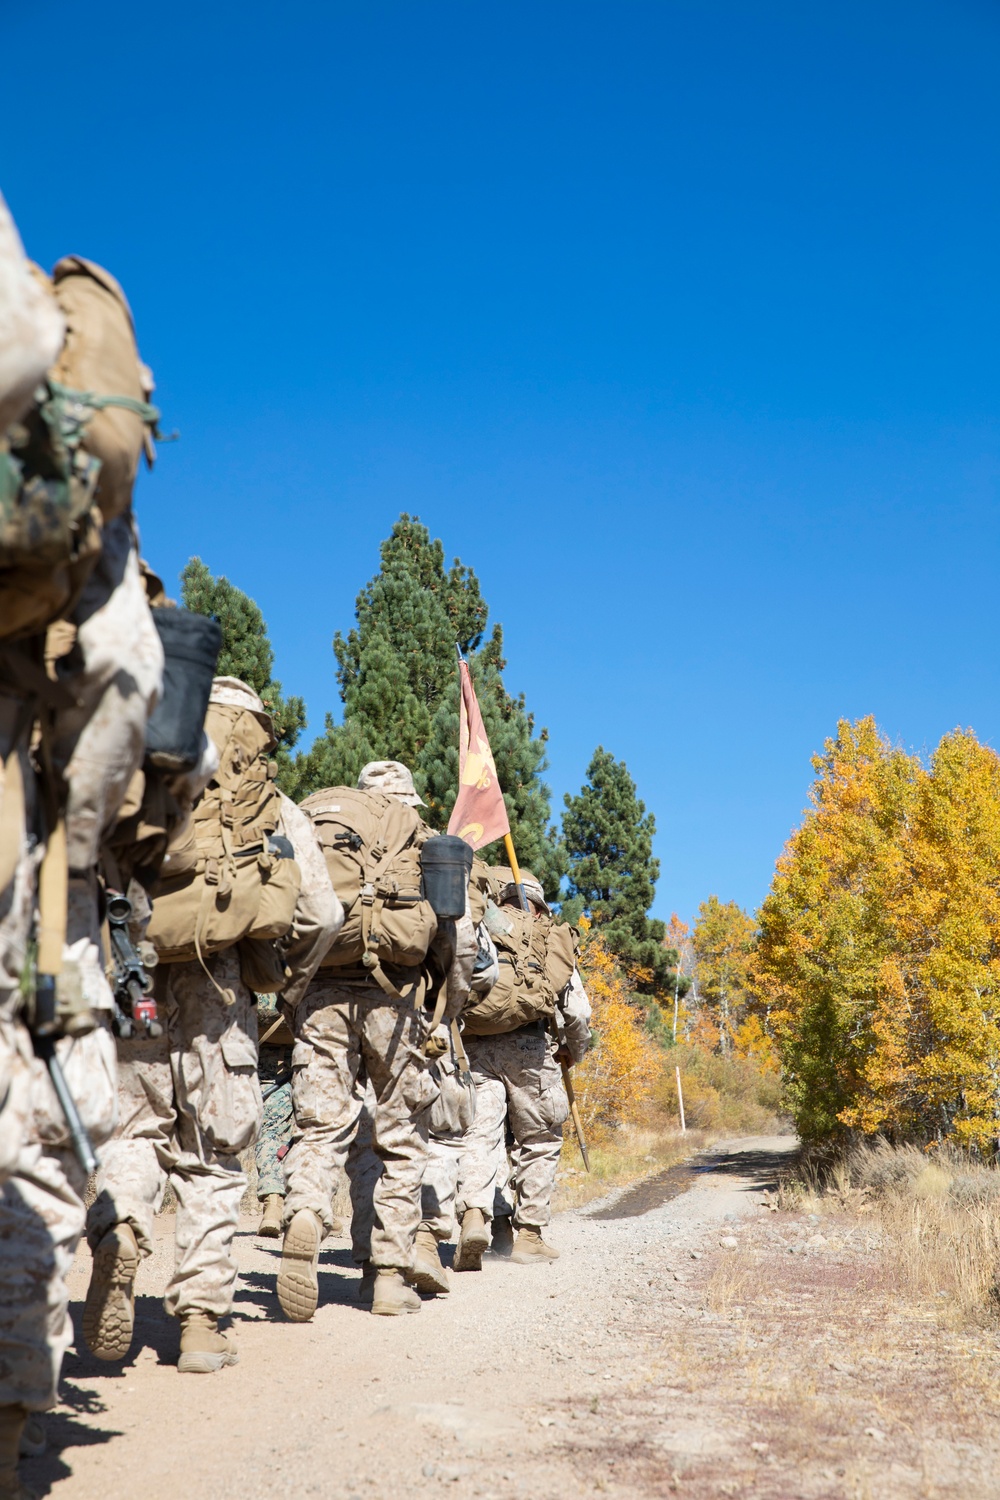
(277, 1215, 320, 1322)
(454, 1232, 488, 1272)
(83, 1233, 139, 1361)
(177, 1347, 240, 1374)
(407, 1261, 450, 1295)
(257, 1222, 281, 1239)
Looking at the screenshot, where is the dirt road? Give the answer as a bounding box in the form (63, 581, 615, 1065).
(25, 1134, 1000, 1499)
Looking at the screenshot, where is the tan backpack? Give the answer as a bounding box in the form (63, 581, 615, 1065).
(1, 256, 160, 643)
(302, 786, 438, 980)
(50, 256, 160, 522)
(462, 901, 577, 1036)
(147, 700, 301, 967)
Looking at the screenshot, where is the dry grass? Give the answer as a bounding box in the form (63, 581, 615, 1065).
(780, 1138, 1000, 1325)
(551, 1117, 711, 1211)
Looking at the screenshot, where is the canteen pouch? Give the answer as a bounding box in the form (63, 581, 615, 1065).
(145, 608, 222, 771)
(420, 835, 474, 920)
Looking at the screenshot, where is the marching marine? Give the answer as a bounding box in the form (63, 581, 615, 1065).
(454, 869, 591, 1269)
(82, 678, 341, 1372)
(278, 761, 476, 1318)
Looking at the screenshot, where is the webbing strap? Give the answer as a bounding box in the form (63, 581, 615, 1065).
(47, 379, 161, 428)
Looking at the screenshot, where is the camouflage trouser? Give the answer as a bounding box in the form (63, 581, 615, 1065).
(0, 1025, 118, 1409)
(459, 1028, 568, 1229)
(87, 950, 262, 1321)
(255, 1045, 293, 1199)
(283, 975, 439, 1271)
(0, 695, 38, 1179)
(421, 1133, 463, 1241)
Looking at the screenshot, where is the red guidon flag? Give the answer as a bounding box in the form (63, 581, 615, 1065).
(447, 658, 510, 850)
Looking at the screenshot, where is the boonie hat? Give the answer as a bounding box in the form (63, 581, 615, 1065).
(357, 760, 426, 807)
(501, 871, 547, 911)
(209, 676, 276, 743)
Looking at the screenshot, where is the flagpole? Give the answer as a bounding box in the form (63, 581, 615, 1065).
(453, 646, 590, 1172)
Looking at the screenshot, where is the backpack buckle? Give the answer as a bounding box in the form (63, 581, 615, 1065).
(360, 882, 375, 906)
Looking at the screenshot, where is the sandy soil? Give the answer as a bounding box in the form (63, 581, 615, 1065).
(23, 1134, 1000, 1500)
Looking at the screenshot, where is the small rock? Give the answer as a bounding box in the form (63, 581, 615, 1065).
(719, 1236, 738, 1250)
(689, 1250, 701, 1260)
(864, 1427, 887, 1443)
(422, 1466, 436, 1478)
(538, 1416, 556, 1427)
(750, 1441, 769, 1454)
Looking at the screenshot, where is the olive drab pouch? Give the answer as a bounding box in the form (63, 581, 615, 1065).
(50, 256, 161, 522)
(147, 701, 301, 972)
(461, 901, 577, 1036)
(301, 786, 438, 983)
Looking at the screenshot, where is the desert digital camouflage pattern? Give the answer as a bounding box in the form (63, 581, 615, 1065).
(88, 949, 261, 1320)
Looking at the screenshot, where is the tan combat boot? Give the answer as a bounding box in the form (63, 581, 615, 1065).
(256, 1194, 284, 1239)
(82, 1221, 140, 1360)
(371, 1269, 421, 1316)
(0, 1404, 34, 1500)
(277, 1208, 323, 1321)
(177, 1312, 239, 1374)
(406, 1226, 450, 1296)
(511, 1226, 560, 1263)
(490, 1216, 515, 1257)
(454, 1208, 490, 1271)
(357, 1260, 377, 1304)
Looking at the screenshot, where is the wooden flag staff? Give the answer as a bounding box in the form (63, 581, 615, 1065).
(450, 648, 590, 1172)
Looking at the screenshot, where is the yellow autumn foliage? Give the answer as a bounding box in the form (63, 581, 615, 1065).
(573, 932, 662, 1135)
(753, 717, 1000, 1152)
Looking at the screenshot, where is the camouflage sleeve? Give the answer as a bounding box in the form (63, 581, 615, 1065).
(557, 967, 593, 1064)
(0, 192, 65, 431)
(277, 794, 344, 1009)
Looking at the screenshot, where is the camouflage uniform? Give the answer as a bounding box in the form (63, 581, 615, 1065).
(459, 969, 592, 1229)
(88, 766, 341, 1322)
(0, 523, 160, 1410)
(87, 949, 261, 1318)
(0, 1025, 117, 1410)
(0, 696, 40, 1182)
(255, 1043, 293, 1200)
(282, 973, 443, 1269)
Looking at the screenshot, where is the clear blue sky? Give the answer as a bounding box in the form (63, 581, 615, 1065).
(4, 2, 998, 923)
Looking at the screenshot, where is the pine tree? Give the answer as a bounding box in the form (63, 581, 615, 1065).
(180, 557, 307, 789)
(291, 515, 564, 893)
(561, 747, 673, 990)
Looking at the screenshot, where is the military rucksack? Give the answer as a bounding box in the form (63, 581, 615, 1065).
(461, 900, 577, 1036)
(302, 786, 438, 979)
(1, 257, 161, 643)
(147, 698, 301, 970)
(50, 257, 160, 522)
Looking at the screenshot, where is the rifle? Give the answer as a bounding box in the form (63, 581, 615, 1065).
(30, 972, 100, 1177)
(106, 893, 162, 1039)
